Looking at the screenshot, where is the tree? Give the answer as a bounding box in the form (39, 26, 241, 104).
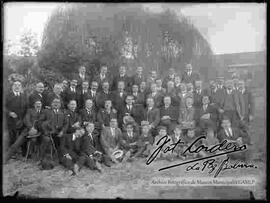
(38, 4, 214, 80)
(18, 30, 39, 57)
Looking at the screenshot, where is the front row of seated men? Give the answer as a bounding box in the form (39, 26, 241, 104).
(5, 92, 251, 175)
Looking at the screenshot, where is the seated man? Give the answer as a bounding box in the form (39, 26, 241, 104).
(119, 123, 140, 162)
(131, 84, 145, 105)
(80, 99, 97, 127)
(195, 95, 218, 131)
(217, 116, 250, 161)
(134, 121, 154, 158)
(143, 97, 160, 135)
(178, 96, 196, 130)
(40, 98, 68, 161)
(4, 100, 44, 162)
(59, 128, 99, 175)
(100, 118, 123, 164)
(97, 100, 118, 128)
(81, 123, 112, 170)
(159, 95, 179, 134)
(65, 100, 82, 134)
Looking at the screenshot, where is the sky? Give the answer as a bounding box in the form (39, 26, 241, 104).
(4, 2, 266, 55)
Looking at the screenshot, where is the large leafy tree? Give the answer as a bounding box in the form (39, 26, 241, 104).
(38, 4, 215, 80)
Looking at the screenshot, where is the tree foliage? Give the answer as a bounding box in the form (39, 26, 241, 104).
(38, 4, 214, 80)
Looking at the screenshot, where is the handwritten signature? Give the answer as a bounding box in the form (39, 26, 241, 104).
(146, 135, 257, 176)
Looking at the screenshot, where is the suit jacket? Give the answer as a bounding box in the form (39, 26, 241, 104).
(81, 132, 100, 156)
(120, 132, 139, 151)
(162, 75, 175, 88)
(160, 105, 179, 123)
(96, 91, 113, 109)
(97, 108, 118, 127)
(147, 92, 163, 108)
(80, 108, 97, 125)
(41, 108, 68, 134)
(79, 89, 92, 109)
(143, 107, 160, 128)
(181, 72, 200, 84)
(63, 87, 81, 109)
(23, 108, 46, 131)
(178, 107, 195, 124)
(112, 74, 131, 91)
(132, 74, 145, 86)
(100, 127, 122, 155)
(92, 74, 111, 92)
(217, 127, 249, 144)
(119, 104, 144, 126)
(209, 87, 226, 108)
(5, 91, 28, 128)
(65, 109, 82, 133)
(75, 73, 90, 90)
(193, 90, 203, 109)
(237, 89, 254, 118)
(111, 90, 128, 112)
(220, 90, 240, 116)
(132, 92, 145, 105)
(28, 91, 48, 108)
(60, 133, 83, 159)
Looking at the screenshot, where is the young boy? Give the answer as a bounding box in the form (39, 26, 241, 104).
(134, 121, 154, 158)
(120, 123, 140, 162)
(170, 125, 187, 161)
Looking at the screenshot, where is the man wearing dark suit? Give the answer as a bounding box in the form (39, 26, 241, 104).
(119, 95, 144, 128)
(146, 70, 158, 88)
(96, 81, 113, 110)
(237, 80, 254, 125)
(5, 81, 28, 148)
(174, 75, 182, 93)
(79, 81, 91, 110)
(143, 97, 160, 134)
(28, 82, 48, 109)
(217, 117, 251, 160)
(100, 119, 122, 163)
(65, 100, 82, 134)
(97, 100, 118, 128)
(45, 83, 65, 109)
(193, 80, 204, 109)
(81, 123, 112, 168)
(59, 128, 89, 175)
(119, 123, 140, 161)
(80, 99, 97, 127)
(131, 84, 145, 105)
(159, 96, 179, 134)
(63, 79, 81, 109)
(219, 80, 241, 127)
(75, 66, 90, 91)
(4, 100, 44, 162)
(92, 65, 111, 92)
(195, 95, 218, 131)
(176, 83, 188, 110)
(147, 83, 163, 108)
(181, 63, 200, 84)
(165, 81, 179, 107)
(132, 66, 145, 86)
(111, 81, 128, 112)
(112, 65, 131, 92)
(40, 98, 68, 161)
(88, 81, 99, 109)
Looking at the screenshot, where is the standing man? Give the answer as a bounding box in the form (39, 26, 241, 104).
(112, 65, 131, 91)
(63, 79, 80, 109)
(143, 97, 160, 134)
(111, 81, 127, 112)
(28, 82, 48, 109)
(5, 81, 28, 149)
(96, 81, 113, 110)
(76, 65, 90, 91)
(46, 83, 65, 109)
(237, 80, 254, 125)
(193, 80, 204, 109)
(181, 63, 200, 84)
(132, 66, 145, 86)
(93, 65, 110, 91)
(79, 81, 91, 110)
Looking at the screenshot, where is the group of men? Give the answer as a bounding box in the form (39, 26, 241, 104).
(4, 63, 254, 175)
